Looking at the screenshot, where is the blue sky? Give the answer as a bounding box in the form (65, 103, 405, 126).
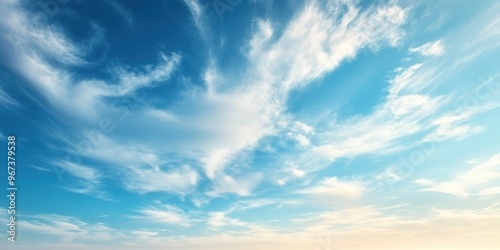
(0, 0, 499, 249)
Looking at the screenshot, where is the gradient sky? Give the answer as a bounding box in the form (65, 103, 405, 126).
(1, 0, 499, 249)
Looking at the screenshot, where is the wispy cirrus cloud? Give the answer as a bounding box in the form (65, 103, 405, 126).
(416, 152, 500, 198)
(123, 164, 199, 195)
(135, 205, 194, 227)
(206, 173, 263, 197)
(183, 0, 210, 40)
(50, 160, 112, 200)
(310, 63, 442, 162)
(248, 2, 407, 91)
(297, 177, 366, 203)
(54, 132, 200, 196)
(409, 40, 445, 56)
(0, 0, 181, 120)
(104, 0, 134, 27)
(290, 203, 500, 249)
(0, 85, 17, 107)
(0, 0, 105, 67)
(11, 201, 500, 249)
(19, 214, 126, 243)
(207, 212, 247, 228)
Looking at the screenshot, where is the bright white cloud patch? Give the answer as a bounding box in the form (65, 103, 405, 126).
(136, 205, 193, 227)
(416, 153, 500, 198)
(409, 40, 445, 56)
(298, 177, 366, 204)
(19, 214, 126, 242)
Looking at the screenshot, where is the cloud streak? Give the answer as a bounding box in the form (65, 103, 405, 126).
(409, 40, 445, 56)
(416, 153, 500, 198)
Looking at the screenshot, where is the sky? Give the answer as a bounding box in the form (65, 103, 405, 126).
(0, 0, 499, 249)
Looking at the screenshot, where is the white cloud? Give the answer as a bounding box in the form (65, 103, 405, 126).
(66, 132, 161, 167)
(288, 132, 311, 146)
(298, 177, 366, 203)
(204, 199, 278, 229)
(376, 165, 405, 183)
(249, 2, 407, 91)
(416, 152, 500, 198)
(105, 0, 134, 26)
(0, 85, 17, 107)
(103, 52, 181, 96)
(0, 0, 181, 120)
(0, 0, 104, 66)
(15, 203, 500, 249)
(58, 52, 179, 119)
(136, 205, 193, 227)
(423, 75, 500, 142)
(132, 230, 161, 236)
(478, 187, 500, 197)
(208, 212, 247, 228)
(271, 161, 307, 186)
(207, 174, 263, 197)
(287, 204, 500, 250)
(291, 205, 412, 231)
(51, 160, 109, 199)
(52, 132, 200, 196)
(424, 112, 484, 142)
(128, 230, 163, 246)
(124, 165, 199, 195)
(135, 1, 499, 198)
(311, 76, 441, 161)
(226, 199, 278, 213)
(201, 148, 233, 179)
(294, 121, 314, 134)
(20, 214, 125, 242)
(307, 60, 496, 166)
(289, 167, 306, 178)
(409, 40, 445, 56)
(3, 0, 463, 206)
(183, 0, 209, 40)
(53, 161, 101, 184)
(2, 2, 500, 250)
